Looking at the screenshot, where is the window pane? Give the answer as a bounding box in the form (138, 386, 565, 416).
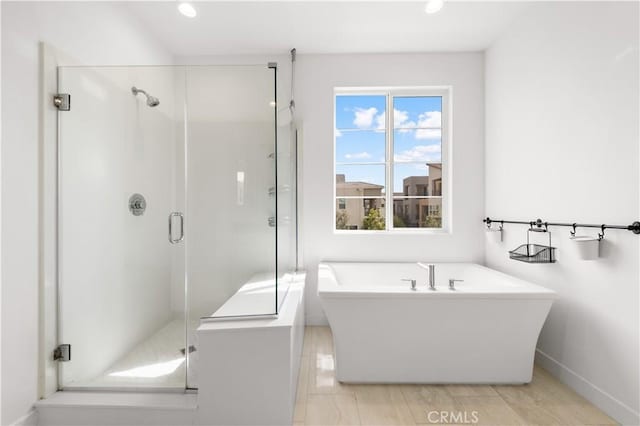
(392, 198, 442, 229)
(336, 130, 385, 164)
(393, 130, 441, 164)
(393, 96, 442, 130)
(336, 95, 386, 130)
(336, 198, 385, 231)
(336, 164, 385, 197)
(393, 162, 442, 196)
(393, 96, 442, 166)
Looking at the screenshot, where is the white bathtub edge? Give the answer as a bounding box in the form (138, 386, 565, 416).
(318, 262, 557, 299)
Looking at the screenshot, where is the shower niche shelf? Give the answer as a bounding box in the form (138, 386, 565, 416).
(268, 184, 291, 197)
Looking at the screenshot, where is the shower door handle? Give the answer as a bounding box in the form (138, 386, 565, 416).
(169, 212, 184, 244)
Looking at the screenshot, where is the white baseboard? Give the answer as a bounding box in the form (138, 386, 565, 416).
(535, 349, 639, 425)
(10, 409, 38, 426)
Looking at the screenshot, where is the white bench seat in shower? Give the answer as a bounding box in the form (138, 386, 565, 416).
(210, 272, 280, 318)
(196, 272, 306, 426)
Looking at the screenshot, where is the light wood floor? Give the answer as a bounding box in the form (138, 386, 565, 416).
(294, 326, 617, 425)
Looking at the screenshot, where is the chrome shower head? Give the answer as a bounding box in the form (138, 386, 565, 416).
(131, 86, 160, 107)
(146, 95, 160, 107)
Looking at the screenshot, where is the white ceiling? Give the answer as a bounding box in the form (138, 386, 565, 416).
(125, 1, 531, 57)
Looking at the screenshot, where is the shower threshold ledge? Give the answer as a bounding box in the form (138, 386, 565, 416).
(35, 391, 197, 426)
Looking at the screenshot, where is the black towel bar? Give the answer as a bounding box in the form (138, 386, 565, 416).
(483, 217, 640, 235)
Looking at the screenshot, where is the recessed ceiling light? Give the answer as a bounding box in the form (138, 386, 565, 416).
(425, 0, 444, 14)
(178, 2, 197, 18)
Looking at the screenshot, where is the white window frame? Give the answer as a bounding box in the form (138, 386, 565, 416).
(333, 86, 452, 234)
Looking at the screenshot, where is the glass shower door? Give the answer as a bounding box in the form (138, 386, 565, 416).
(57, 65, 187, 390)
(56, 63, 282, 391)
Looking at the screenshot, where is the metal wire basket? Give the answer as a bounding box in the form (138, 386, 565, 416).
(509, 228, 557, 263)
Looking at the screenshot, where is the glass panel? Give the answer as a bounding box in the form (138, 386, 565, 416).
(393, 131, 441, 164)
(336, 164, 385, 197)
(58, 66, 186, 389)
(393, 96, 444, 230)
(336, 94, 386, 130)
(57, 64, 280, 392)
(185, 71, 276, 304)
(392, 96, 442, 129)
(336, 198, 385, 230)
(275, 119, 298, 314)
(336, 130, 385, 164)
(185, 65, 277, 387)
(393, 96, 442, 167)
(393, 162, 434, 195)
(392, 198, 442, 228)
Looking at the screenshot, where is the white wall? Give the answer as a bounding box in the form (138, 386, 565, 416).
(1, 2, 172, 424)
(485, 2, 639, 424)
(296, 53, 485, 324)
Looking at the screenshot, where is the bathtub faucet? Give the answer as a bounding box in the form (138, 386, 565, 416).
(449, 279, 464, 290)
(417, 262, 437, 290)
(402, 279, 417, 291)
(427, 264, 436, 290)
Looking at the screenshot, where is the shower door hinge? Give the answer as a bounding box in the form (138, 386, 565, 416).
(53, 344, 71, 362)
(53, 93, 70, 111)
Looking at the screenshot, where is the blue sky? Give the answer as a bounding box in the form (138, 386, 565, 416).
(335, 95, 442, 193)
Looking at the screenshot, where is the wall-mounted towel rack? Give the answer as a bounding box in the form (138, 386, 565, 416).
(483, 217, 640, 237)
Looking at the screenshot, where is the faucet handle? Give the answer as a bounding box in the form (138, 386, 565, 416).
(401, 278, 417, 290)
(448, 279, 464, 290)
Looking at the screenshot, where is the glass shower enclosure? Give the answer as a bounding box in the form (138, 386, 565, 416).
(56, 63, 296, 390)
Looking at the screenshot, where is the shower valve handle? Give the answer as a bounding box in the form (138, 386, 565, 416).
(448, 279, 464, 290)
(402, 278, 417, 290)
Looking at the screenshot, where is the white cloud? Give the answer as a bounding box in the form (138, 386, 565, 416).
(419, 111, 441, 127)
(351, 108, 440, 138)
(335, 129, 342, 137)
(352, 107, 385, 132)
(394, 109, 409, 126)
(415, 111, 442, 140)
(394, 109, 417, 131)
(396, 109, 417, 134)
(353, 107, 379, 129)
(394, 144, 441, 163)
(344, 151, 372, 160)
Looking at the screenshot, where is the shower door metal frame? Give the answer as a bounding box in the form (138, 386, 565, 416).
(40, 43, 65, 399)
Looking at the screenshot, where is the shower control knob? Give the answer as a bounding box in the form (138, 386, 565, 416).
(129, 193, 147, 216)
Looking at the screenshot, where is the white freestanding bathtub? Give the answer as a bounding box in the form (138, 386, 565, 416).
(318, 262, 556, 384)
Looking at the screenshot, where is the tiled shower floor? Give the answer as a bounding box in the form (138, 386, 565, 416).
(70, 319, 198, 389)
